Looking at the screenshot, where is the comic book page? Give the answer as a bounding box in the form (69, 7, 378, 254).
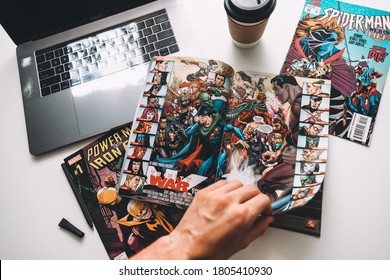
(118, 56, 235, 207)
(280, 0, 390, 146)
(221, 71, 330, 220)
(117, 56, 330, 227)
(62, 123, 184, 260)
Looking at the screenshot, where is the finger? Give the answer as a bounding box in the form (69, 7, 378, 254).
(230, 183, 260, 203)
(212, 179, 244, 194)
(205, 179, 228, 192)
(243, 192, 272, 218)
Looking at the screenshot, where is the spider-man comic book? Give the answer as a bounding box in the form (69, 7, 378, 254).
(280, 0, 390, 146)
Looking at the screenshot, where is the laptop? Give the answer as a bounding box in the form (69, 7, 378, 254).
(0, 0, 198, 155)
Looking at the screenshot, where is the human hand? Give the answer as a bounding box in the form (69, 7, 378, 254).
(166, 180, 274, 259)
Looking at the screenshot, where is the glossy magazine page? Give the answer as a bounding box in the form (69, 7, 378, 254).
(280, 0, 390, 146)
(117, 57, 329, 227)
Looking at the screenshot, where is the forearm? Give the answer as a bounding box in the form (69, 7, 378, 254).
(129, 233, 190, 260)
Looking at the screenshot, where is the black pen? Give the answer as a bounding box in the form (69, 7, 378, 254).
(61, 163, 94, 229)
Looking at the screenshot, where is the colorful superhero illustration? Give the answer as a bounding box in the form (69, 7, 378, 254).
(116, 199, 182, 253)
(63, 123, 184, 259)
(118, 57, 329, 215)
(281, 0, 390, 146)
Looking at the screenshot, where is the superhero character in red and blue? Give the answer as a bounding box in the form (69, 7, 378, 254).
(156, 107, 246, 180)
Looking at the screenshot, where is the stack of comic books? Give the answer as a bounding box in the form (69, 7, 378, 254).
(62, 123, 185, 260)
(280, 0, 390, 146)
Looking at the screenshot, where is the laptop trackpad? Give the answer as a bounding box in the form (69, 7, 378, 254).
(72, 66, 146, 137)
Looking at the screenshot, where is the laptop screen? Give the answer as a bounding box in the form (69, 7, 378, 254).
(0, 0, 155, 45)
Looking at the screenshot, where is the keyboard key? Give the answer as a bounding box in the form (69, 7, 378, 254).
(82, 39, 91, 48)
(64, 62, 73, 71)
(161, 21, 171, 30)
(37, 61, 52, 72)
(54, 49, 64, 57)
(45, 52, 54, 60)
(129, 57, 141, 67)
(169, 44, 180, 54)
(136, 21, 146, 30)
(70, 69, 80, 78)
(64, 46, 73, 54)
(150, 51, 159, 58)
(55, 65, 65, 74)
(70, 77, 81, 87)
(145, 44, 155, 53)
(40, 75, 61, 88)
(152, 25, 162, 33)
(80, 66, 89, 75)
(125, 50, 136, 60)
(141, 54, 150, 63)
(157, 29, 174, 40)
(39, 68, 55, 80)
(61, 72, 70, 81)
(159, 48, 169, 56)
(89, 46, 97, 55)
(60, 81, 70, 90)
(82, 56, 92, 65)
(117, 27, 127, 36)
(70, 52, 79, 61)
(155, 14, 169, 24)
(147, 34, 157, 43)
(108, 30, 118, 40)
(51, 58, 61, 67)
(118, 44, 129, 53)
(89, 63, 99, 72)
(72, 42, 82, 52)
(73, 59, 83, 68)
(41, 87, 51, 96)
(113, 37, 124, 46)
(143, 27, 152, 36)
(154, 36, 176, 49)
(79, 49, 88, 58)
(60, 55, 70, 64)
(139, 38, 148, 47)
(51, 83, 61, 93)
(145, 18, 155, 27)
(127, 23, 137, 33)
(36, 54, 45, 64)
(129, 41, 139, 50)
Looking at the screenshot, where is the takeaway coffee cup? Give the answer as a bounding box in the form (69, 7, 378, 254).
(224, 0, 277, 48)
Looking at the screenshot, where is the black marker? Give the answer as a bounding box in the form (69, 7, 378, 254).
(58, 218, 85, 238)
(61, 163, 94, 228)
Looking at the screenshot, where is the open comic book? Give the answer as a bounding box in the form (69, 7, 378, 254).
(62, 123, 185, 260)
(280, 0, 390, 146)
(118, 56, 330, 220)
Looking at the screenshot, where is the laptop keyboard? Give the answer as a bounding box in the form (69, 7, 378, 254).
(34, 9, 179, 97)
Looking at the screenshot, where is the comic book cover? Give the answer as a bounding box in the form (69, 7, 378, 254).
(280, 0, 390, 146)
(62, 123, 184, 260)
(117, 56, 330, 237)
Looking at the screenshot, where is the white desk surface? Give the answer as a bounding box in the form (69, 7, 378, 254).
(1, 0, 390, 260)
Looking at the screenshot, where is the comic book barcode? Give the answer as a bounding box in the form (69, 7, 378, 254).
(347, 113, 372, 143)
(304, 5, 321, 15)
